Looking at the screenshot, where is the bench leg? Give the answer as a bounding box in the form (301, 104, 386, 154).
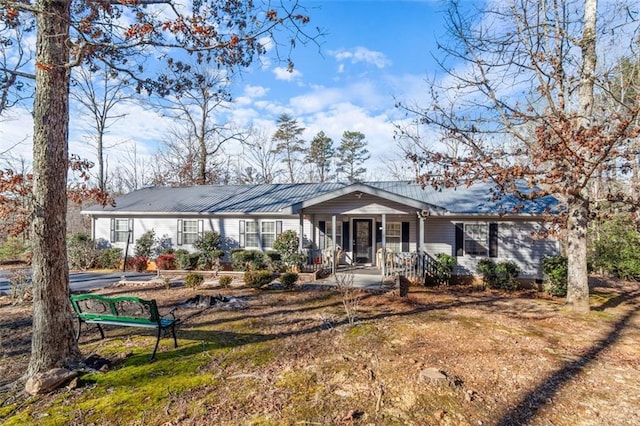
(150, 328, 162, 361)
(171, 324, 178, 348)
(96, 323, 105, 339)
(75, 318, 82, 341)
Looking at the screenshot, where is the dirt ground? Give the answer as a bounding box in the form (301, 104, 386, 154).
(0, 276, 639, 425)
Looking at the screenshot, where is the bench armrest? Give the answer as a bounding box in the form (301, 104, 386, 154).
(162, 306, 178, 321)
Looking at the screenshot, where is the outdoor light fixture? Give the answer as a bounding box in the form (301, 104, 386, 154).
(354, 192, 363, 199)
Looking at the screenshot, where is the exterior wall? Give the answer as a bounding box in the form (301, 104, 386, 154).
(424, 217, 559, 279)
(91, 214, 313, 259)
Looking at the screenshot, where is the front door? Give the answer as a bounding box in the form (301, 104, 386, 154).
(353, 219, 373, 264)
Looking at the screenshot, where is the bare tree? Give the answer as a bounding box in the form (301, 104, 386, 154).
(112, 142, 152, 194)
(0, 19, 33, 115)
(240, 128, 283, 184)
(396, 0, 640, 312)
(154, 67, 245, 185)
(71, 66, 130, 191)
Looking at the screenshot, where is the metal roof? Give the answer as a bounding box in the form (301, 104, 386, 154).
(83, 181, 559, 216)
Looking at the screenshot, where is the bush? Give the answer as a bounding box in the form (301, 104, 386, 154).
(194, 231, 224, 269)
(127, 256, 148, 272)
(434, 253, 457, 285)
(279, 272, 299, 289)
(95, 248, 122, 269)
(231, 250, 268, 271)
(184, 272, 204, 288)
(589, 215, 640, 280)
(156, 253, 177, 270)
(67, 232, 97, 270)
(272, 230, 302, 269)
(543, 256, 568, 297)
(218, 275, 233, 288)
(176, 249, 199, 270)
(477, 258, 520, 290)
(134, 230, 156, 258)
(244, 270, 274, 289)
(0, 237, 28, 262)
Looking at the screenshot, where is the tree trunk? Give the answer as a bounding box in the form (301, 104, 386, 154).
(565, 197, 590, 313)
(28, 0, 81, 378)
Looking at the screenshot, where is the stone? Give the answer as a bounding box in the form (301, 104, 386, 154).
(419, 367, 447, 383)
(25, 368, 77, 395)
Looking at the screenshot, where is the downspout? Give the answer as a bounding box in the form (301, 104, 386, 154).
(381, 213, 387, 279)
(332, 214, 337, 275)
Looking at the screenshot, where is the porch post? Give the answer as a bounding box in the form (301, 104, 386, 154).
(381, 213, 386, 277)
(332, 215, 337, 275)
(299, 211, 304, 252)
(419, 215, 425, 252)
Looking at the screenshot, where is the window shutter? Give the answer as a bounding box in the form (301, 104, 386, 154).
(342, 221, 350, 251)
(128, 219, 134, 243)
(177, 219, 183, 246)
(401, 222, 410, 252)
(489, 223, 499, 258)
(110, 218, 115, 243)
(198, 219, 204, 239)
(376, 222, 382, 248)
(318, 221, 326, 249)
(276, 220, 283, 236)
(455, 223, 464, 256)
(239, 220, 245, 248)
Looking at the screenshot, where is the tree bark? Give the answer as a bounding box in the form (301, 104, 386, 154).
(565, 197, 590, 313)
(28, 0, 81, 378)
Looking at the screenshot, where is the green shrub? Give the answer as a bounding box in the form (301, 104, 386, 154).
(589, 215, 640, 280)
(543, 255, 568, 297)
(0, 237, 28, 262)
(184, 272, 204, 288)
(244, 270, 274, 289)
(218, 275, 233, 288)
(272, 230, 303, 269)
(134, 230, 156, 258)
(176, 249, 199, 270)
(194, 231, 224, 269)
(67, 232, 97, 270)
(231, 250, 268, 271)
(434, 253, 456, 285)
(95, 248, 122, 269)
(279, 272, 299, 289)
(477, 258, 520, 290)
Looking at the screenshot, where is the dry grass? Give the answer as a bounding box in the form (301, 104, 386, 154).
(1, 277, 639, 425)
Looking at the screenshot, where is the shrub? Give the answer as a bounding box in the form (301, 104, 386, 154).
(176, 249, 199, 270)
(218, 275, 233, 288)
(184, 272, 204, 288)
(127, 256, 148, 272)
(8, 268, 31, 304)
(194, 231, 224, 269)
(156, 253, 177, 270)
(279, 272, 299, 289)
(543, 255, 568, 297)
(272, 230, 302, 269)
(0, 237, 28, 262)
(134, 230, 156, 258)
(434, 253, 457, 285)
(495, 261, 520, 291)
(477, 258, 520, 290)
(589, 215, 640, 280)
(95, 248, 122, 269)
(231, 250, 268, 271)
(67, 232, 97, 270)
(244, 270, 274, 289)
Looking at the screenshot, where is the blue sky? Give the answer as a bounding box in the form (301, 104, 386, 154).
(0, 0, 456, 182)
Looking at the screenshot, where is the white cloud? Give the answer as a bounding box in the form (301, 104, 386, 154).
(330, 47, 391, 69)
(273, 66, 303, 81)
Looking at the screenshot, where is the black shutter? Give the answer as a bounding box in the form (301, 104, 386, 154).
(276, 220, 283, 236)
(342, 221, 350, 251)
(376, 222, 382, 248)
(318, 221, 326, 249)
(198, 220, 204, 240)
(455, 223, 464, 256)
(177, 219, 183, 246)
(110, 218, 115, 243)
(489, 223, 499, 258)
(401, 222, 410, 252)
(239, 220, 245, 248)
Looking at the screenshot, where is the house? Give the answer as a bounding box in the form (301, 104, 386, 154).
(82, 181, 560, 281)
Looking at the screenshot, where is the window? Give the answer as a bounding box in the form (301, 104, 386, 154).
(325, 221, 343, 249)
(182, 220, 199, 245)
(239, 220, 283, 249)
(385, 222, 401, 252)
(464, 224, 488, 256)
(177, 219, 203, 245)
(455, 222, 498, 257)
(245, 222, 259, 248)
(111, 218, 132, 243)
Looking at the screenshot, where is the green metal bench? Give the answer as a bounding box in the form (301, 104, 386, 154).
(70, 294, 179, 361)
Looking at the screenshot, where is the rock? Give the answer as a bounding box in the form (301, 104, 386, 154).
(25, 368, 77, 395)
(67, 377, 79, 390)
(419, 367, 447, 383)
(434, 409, 446, 419)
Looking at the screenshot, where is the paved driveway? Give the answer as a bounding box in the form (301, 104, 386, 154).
(0, 271, 155, 294)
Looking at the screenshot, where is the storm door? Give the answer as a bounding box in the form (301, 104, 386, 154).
(353, 219, 373, 264)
